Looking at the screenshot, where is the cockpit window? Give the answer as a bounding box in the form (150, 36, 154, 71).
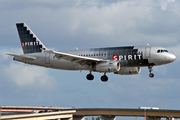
(157, 49, 168, 53)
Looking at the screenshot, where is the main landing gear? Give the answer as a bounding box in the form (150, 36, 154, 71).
(148, 66, 154, 78)
(101, 73, 108, 82)
(86, 72, 108, 82)
(86, 72, 94, 80)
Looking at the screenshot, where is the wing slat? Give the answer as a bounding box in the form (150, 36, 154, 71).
(44, 50, 109, 65)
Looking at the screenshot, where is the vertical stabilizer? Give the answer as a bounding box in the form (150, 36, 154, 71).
(16, 23, 47, 54)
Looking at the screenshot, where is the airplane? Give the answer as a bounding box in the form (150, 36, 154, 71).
(7, 23, 176, 82)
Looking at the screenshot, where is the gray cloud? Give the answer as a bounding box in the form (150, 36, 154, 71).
(0, 0, 180, 49)
(106, 75, 180, 109)
(0, 48, 58, 91)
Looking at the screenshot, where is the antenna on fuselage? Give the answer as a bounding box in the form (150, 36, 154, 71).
(147, 43, 149, 46)
(76, 47, 78, 50)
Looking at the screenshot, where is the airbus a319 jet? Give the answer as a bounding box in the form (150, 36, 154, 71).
(7, 23, 176, 82)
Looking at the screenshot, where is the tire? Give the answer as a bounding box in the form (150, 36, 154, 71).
(149, 73, 154, 78)
(86, 74, 94, 80)
(101, 75, 108, 82)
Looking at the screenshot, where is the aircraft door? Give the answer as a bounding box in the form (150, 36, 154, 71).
(45, 53, 50, 64)
(103, 52, 107, 59)
(145, 47, 151, 58)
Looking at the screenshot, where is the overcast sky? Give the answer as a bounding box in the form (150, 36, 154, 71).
(0, 0, 180, 120)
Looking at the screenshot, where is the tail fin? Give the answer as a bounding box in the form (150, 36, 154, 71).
(16, 23, 47, 54)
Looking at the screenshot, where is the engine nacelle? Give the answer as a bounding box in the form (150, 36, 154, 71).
(114, 67, 141, 75)
(95, 61, 120, 72)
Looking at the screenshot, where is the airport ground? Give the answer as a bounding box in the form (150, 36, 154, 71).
(0, 106, 180, 120)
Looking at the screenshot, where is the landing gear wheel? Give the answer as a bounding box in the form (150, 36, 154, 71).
(148, 66, 154, 78)
(149, 73, 154, 78)
(86, 74, 94, 80)
(101, 75, 108, 82)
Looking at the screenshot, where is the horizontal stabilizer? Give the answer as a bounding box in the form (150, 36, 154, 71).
(7, 53, 36, 60)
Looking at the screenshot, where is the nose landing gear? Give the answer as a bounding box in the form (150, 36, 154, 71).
(148, 66, 154, 78)
(149, 73, 154, 78)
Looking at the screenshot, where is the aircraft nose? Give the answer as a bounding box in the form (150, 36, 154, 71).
(169, 54, 176, 62)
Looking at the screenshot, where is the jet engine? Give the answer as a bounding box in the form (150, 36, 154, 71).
(114, 67, 141, 75)
(95, 61, 120, 72)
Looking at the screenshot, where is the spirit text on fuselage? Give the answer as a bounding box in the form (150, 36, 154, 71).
(113, 53, 142, 61)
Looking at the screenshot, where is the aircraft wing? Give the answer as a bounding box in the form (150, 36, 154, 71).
(44, 50, 109, 65)
(7, 53, 36, 60)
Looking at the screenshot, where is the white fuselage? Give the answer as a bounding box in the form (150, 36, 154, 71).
(13, 46, 176, 71)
